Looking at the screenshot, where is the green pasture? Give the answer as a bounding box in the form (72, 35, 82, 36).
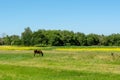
(0, 46, 120, 80)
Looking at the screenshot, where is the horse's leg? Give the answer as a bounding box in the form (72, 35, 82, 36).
(41, 53, 43, 56)
(34, 53, 36, 56)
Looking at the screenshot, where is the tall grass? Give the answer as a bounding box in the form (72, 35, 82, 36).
(0, 64, 120, 80)
(0, 46, 120, 80)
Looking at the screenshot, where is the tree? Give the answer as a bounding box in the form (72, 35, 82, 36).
(21, 27, 32, 46)
(49, 30, 63, 46)
(10, 35, 21, 45)
(3, 35, 11, 45)
(74, 32, 86, 46)
(107, 34, 120, 46)
(32, 29, 49, 46)
(86, 34, 100, 46)
(61, 30, 75, 46)
(3, 27, 120, 46)
(98, 35, 107, 46)
(0, 38, 4, 45)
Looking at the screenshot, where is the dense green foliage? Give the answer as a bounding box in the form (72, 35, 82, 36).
(0, 50, 120, 80)
(1, 27, 120, 46)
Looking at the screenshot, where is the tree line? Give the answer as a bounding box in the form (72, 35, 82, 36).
(0, 27, 120, 46)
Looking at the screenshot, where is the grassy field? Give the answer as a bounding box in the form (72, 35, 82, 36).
(0, 46, 120, 80)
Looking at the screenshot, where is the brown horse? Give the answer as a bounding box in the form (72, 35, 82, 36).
(34, 50, 43, 56)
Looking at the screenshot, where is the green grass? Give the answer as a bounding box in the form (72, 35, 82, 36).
(0, 49, 120, 80)
(0, 64, 120, 80)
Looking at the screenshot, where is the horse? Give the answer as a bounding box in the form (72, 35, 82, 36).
(34, 49, 43, 56)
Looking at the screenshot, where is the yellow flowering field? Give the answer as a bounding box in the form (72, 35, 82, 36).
(56, 47, 120, 52)
(0, 46, 53, 50)
(1, 46, 120, 52)
(0, 46, 38, 50)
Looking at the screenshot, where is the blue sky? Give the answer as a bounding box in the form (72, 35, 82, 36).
(0, 0, 120, 36)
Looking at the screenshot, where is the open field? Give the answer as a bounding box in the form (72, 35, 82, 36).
(0, 46, 120, 80)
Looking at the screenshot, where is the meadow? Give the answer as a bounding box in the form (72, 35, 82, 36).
(0, 46, 120, 80)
